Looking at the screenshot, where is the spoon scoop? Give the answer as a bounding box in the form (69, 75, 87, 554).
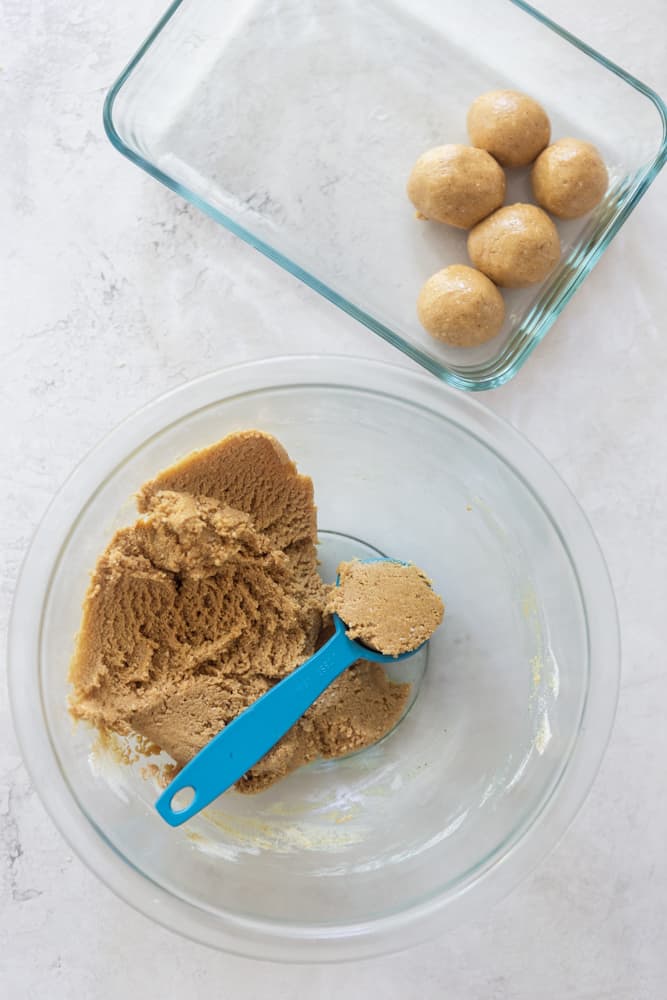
(155, 560, 423, 826)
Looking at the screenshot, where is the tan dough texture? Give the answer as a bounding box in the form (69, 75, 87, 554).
(417, 265, 505, 347)
(531, 138, 608, 219)
(69, 432, 409, 794)
(407, 144, 506, 229)
(327, 560, 444, 658)
(467, 203, 560, 288)
(467, 90, 550, 167)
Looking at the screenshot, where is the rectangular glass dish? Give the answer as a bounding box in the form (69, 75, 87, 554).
(105, 0, 667, 390)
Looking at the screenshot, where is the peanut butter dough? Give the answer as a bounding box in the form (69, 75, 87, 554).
(467, 90, 550, 167)
(328, 560, 444, 658)
(467, 203, 560, 287)
(407, 144, 506, 229)
(417, 264, 505, 346)
(531, 138, 608, 219)
(69, 431, 409, 793)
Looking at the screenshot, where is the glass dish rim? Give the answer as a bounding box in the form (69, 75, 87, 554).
(102, 0, 667, 392)
(8, 354, 620, 962)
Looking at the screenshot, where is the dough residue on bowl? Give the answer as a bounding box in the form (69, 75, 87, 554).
(327, 559, 445, 657)
(69, 431, 410, 793)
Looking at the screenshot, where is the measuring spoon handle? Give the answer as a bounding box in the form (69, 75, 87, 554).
(155, 628, 359, 826)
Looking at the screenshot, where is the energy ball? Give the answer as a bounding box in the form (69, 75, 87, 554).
(467, 203, 560, 287)
(407, 144, 506, 229)
(467, 90, 550, 167)
(531, 138, 608, 219)
(417, 265, 505, 346)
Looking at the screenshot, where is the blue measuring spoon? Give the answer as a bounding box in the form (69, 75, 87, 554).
(156, 573, 420, 826)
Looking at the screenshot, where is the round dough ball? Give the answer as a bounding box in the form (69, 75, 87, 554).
(531, 138, 608, 219)
(467, 90, 550, 167)
(467, 203, 560, 287)
(417, 265, 505, 346)
(407, 144, 506, 229)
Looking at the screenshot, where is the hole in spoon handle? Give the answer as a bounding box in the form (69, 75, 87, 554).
(156, 778, 200, 827)
(170, 786, 195, 813)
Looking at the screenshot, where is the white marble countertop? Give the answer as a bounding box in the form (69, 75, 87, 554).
(2, 1, 666, 996)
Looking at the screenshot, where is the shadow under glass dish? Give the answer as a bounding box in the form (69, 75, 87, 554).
(104, 0, 667, 389)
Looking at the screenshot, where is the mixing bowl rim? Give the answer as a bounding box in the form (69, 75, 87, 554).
(8, 354, 620, 961)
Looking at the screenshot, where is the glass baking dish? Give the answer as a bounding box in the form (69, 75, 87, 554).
(104, 0, 667, 390)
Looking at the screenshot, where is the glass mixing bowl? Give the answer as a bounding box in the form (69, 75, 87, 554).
(9, 356, 619, 961)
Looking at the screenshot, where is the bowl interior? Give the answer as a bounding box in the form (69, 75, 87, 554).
(41, 378, 587, 928)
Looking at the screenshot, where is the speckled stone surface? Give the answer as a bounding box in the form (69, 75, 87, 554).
(2, 1, 666, 996)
